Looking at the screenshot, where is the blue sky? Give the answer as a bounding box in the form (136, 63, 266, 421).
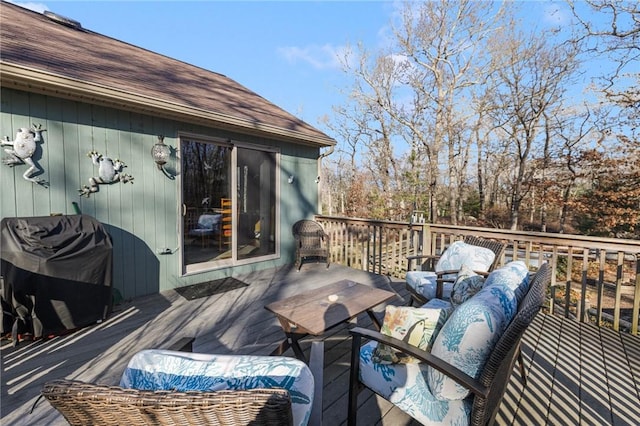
(11, 1, 592, 139)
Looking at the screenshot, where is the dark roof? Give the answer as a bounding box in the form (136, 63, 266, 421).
(0, 2, 335, 147)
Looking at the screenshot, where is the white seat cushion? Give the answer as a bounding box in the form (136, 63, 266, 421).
(405, 271, 453, 300)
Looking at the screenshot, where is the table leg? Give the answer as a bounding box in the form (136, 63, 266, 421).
(270, 333, 308, 363)
(366, 309, 383, 330)
(286, 333, 307, 362)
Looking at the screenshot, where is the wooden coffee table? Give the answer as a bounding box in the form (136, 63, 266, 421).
(265, 279, 396, 362)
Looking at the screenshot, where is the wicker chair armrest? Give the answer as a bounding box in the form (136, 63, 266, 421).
(317, 231, 329, 242)
(349, 327, 488, 398)
(406, 254, 440, 271)
(434, 269, 490, 282)
(297, 231, 328, 239)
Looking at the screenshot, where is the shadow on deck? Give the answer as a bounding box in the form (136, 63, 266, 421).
(2, 264, 639, 425)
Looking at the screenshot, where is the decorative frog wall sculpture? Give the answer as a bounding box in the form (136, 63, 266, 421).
(79, 151, 134, 197)
(1, 123, 47, 186)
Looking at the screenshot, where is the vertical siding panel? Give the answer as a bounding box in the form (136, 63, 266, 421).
(75, 103, 95, 217)
(62, 101, 84, 216)
(161, 124, 178, 287)
(28, 93, 51, 216)
(103, 107, 125, 297)
(155, 121, 173, 292)
(142, 114, 159, 296)
(11, 90, 35, 217)
(0, 88, 17, 218)
(89, 105, 110, 224)
(117, 109, 136, 301)
(130, 113, 151, 297)
(46, 97, 68, 214)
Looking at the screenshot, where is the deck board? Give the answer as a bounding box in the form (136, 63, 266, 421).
(580, 320, 614, 425)
(599, 327, 639, 425)
(2, 263, 639, 425)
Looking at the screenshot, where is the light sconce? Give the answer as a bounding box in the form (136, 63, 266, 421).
(288, 175, 295, 184)
(151, 135, 171, 176)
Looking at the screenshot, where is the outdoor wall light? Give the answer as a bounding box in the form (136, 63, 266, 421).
(288, 175, 295, 184)
(151, 135, 171, 173)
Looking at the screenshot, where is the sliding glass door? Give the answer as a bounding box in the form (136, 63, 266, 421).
(181, 136, 277, 273)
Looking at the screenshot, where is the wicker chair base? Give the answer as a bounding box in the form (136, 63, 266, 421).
(42, 379, 293, 426)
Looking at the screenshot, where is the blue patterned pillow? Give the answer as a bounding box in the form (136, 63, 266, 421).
(427, 283, 517, 400)
(450, 265, 485, 307)
(483, 261, 530, 304)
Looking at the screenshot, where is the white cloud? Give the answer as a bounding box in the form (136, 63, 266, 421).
(7, 1, 48, 13)
(543, 3, 571, 27)
(277, 44, 349, 70)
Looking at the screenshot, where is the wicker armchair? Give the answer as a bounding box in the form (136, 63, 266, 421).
(42, 380, 293, 426)
(406, 235, 506, 305)
(292, 220, 330, 271)
(348, 263, 551, 425)
(42, 349, 316, 426)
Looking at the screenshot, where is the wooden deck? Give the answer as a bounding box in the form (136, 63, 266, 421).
(2, 263, 639, 425)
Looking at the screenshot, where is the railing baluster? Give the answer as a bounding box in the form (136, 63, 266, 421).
(633, 255, 640, 335)
(580, 248, 589, 323)
(613, 251, 623, 331)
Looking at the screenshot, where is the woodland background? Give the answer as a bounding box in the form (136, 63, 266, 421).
(318, 1, 639, 239)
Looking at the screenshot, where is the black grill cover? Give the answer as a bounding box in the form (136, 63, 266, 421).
(1, 214, 113, 339)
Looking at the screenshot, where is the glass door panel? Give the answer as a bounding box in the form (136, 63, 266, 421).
(182, 139, 232, 267)
(236, 147, 276, 259)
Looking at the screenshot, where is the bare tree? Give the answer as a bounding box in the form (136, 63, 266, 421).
(485, 22, 580, 229)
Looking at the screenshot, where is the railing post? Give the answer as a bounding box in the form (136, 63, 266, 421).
(422, 224, 432, 256)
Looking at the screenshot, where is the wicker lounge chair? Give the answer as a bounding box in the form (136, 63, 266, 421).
(42, 348, 317, 426)
(405, 235, 506, 305)
(348, 262, 551, 425)
(292, 220, 330, 271)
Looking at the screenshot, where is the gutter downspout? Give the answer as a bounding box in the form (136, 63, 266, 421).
(317, 145, 335, 214)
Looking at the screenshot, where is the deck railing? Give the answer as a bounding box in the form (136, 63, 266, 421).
(315, 215, 640, 335)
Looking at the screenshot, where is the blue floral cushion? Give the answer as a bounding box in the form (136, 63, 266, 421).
(372, 305, 451, 364)
(120, 349, 314, 426)
(427, 283, 517, 400)
(359, 341, 472, 425)
(450, 265, 486, 308)
(435, 241, 496, 273)
(483, 260, 530, 304)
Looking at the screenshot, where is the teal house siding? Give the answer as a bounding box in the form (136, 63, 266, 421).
(1, 88, 324, 299)
(1, 3, 334, 299)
